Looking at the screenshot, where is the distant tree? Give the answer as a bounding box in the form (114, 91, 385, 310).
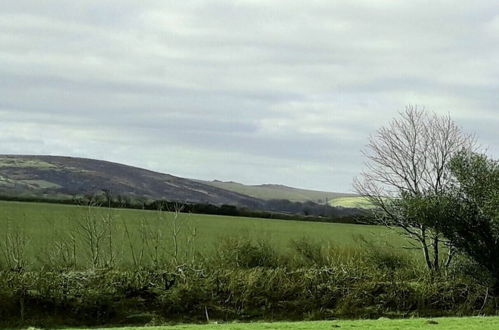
(432, 151, 499, 292)
(354, 106, 476, 270)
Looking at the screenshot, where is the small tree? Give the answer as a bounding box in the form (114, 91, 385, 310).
(434, 151, 499, 292)
(354, 106, 475, 270)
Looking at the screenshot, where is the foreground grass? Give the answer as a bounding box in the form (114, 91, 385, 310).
(0, 200, 407, 267)
(64, 317, 499, 330)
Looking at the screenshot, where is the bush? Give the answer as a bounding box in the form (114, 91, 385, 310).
(0, 263, 495, 328)
(213, 236, 279, 269)
(288, 238, 327, 267)
(0, 234, 495, 327)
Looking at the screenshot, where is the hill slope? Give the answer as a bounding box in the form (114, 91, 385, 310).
(0, 155, 364, 211)
(198, 180, 357, 203)
(0, 155, 265, 208)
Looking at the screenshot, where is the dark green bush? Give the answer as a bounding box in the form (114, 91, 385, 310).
(213, 236, 279, 269)
(288, 238, 328, 267)
(0, 236, 496, 327)
(0, 267, 495, 327)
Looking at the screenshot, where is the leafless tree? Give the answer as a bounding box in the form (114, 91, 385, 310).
(139, 203, 197, 268)
(41, 228, 78, 270)
(354, 106, 476, 271)
(164, 203, 197, 266)
(0, 220, 30, 271)
(77, 200, 120, 268)
(123, 217, 147, 268)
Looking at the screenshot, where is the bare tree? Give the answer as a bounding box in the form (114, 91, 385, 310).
(77, 200, 120, 269)
(0, 220, 30, 271)
(138, 202, 197, 268)
(354, 106, 476, 271)
(123, 217, 147, 268)
(164, 203, 197, 266)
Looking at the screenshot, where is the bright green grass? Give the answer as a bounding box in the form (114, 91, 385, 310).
(63, 317, 499, 330)
(0, 201, 405, 267)
(0, 157, 56, 169)
(329, 196, 373, 209)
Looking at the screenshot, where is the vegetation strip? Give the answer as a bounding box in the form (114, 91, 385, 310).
(63, 317, 499, 329)
(0, 200, 399, 269)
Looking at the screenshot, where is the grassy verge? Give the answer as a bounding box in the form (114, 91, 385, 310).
(62, 317, 499, 330)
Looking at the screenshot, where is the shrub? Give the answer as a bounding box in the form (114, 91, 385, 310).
(213, 236, 279, 269)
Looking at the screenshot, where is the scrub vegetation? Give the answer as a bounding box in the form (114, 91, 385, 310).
(0, 201, 496, 328)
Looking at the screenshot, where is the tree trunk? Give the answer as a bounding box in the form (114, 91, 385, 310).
(492, 277, 499, 297)
(444, 246, 454, 268)
(432, 234, 440, 272)
(420, 227, 433, 270)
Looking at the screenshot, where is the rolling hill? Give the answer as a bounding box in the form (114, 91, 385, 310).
(0, 155, 365, 212)
(197, 180, 357, 203)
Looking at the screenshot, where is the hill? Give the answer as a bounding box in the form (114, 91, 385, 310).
(0, 155, 265, 208)
(0, 155, 366, 214)
(198, 180, 357, 203)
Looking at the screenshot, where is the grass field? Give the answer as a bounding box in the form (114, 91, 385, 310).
(329, 196, 373, 208)
(64, 317, 499, 330)
(0, 200, 404, 267)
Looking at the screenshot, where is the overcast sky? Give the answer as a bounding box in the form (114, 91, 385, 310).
(0, 1, 497, 192)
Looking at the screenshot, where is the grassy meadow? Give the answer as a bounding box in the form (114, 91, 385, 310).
(84, 317, 499, 330)
(0, 200, 403, 268)
(2, 200, 491, 328)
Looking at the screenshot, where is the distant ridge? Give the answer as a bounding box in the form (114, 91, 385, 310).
(0, 154, 361, 210)
(197, 180, 356, 203)
(0, 155, 264, 208)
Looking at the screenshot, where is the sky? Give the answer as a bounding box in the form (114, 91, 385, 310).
(0, 1, 497, 192)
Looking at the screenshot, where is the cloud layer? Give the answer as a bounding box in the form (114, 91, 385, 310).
(1, 1, 497, 192)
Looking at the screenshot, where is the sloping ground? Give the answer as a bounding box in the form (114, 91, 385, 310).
(0, 155, 366, 211)
(0, 155, 265, 208)
(199, 180, 357, 203)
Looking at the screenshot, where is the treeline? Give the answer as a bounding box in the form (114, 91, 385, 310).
(0, 236, 494, 328)
(0, 193, 365, 224)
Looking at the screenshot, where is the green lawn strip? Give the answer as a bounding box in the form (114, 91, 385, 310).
(62, 317, 499, 330)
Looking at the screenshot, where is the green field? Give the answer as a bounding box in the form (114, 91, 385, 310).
(1, 201, 490, 327)
(329, 196, 373, 208)
(0, 200, 403, 267)
(64, 317, 499, 330)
